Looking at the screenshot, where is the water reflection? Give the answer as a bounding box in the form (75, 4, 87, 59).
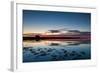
(23, 40, 91, 62)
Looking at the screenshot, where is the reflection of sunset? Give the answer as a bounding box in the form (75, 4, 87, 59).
(23, 40, 54, 47)
(23, 40, 89, 47)
(23, 41, 44, 47)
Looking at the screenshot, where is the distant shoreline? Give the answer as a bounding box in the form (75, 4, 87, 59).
(23, 36, 90, 41)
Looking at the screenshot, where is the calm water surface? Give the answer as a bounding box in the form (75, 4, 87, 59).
(23, 40, 91, 62)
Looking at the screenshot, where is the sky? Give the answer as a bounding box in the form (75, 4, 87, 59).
(23, 10, 91, 34)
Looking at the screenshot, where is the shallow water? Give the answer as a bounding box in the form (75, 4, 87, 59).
(23, 40, 91, 63)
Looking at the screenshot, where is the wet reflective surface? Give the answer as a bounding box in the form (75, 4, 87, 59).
(23, 40, 91, 63)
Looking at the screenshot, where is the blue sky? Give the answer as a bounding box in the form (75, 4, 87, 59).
(23, 10, 91, 33)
